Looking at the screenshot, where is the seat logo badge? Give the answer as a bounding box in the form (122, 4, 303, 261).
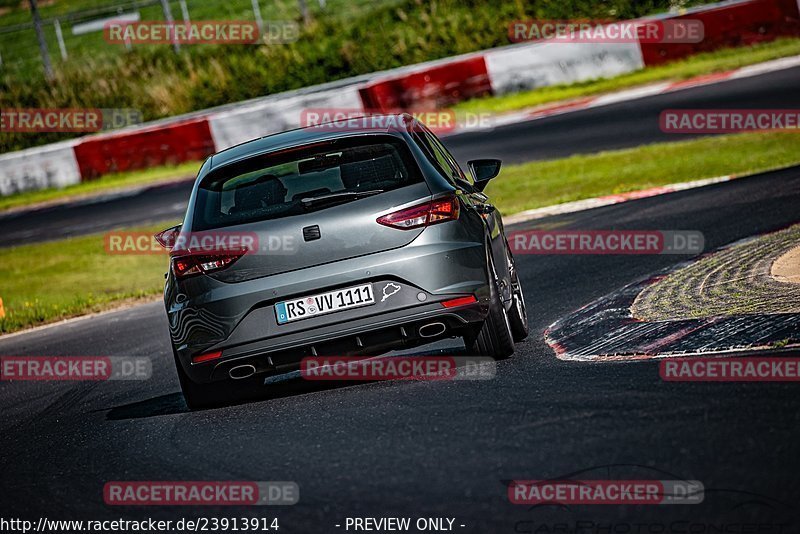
(381, 282, 401, 302)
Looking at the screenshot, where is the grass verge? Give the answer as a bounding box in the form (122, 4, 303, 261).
(0, 223, 174, 334)
(2, 131, 800, 334)
(0, 161, 200, 213)
(631, 224, 800, 320)
(455, 38, 800, 114)
(3, 0, 694, 153)
(486, 131, 800, 215)
(4, 38, 799, 213)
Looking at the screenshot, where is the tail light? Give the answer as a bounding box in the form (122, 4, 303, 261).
(441, 295, 477, 308)
(377, 195, 460, 230)
(171, 253, 244, 279)
(192, 350, 222, 364)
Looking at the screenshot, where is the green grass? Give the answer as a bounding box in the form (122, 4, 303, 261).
(0, 222, 174, 333)
(2, 131, 800, 334)
(455, 37, 800, 114)
(631, 223, 800, 320)
(4, 36, 799, 213)
(485, 131, 800, 216)
(0, 160, 200, 212)
(1, 0, 706, 153)
(0, 0, 395, 76)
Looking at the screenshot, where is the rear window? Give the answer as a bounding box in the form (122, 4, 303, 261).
(192, 136, 423, 231)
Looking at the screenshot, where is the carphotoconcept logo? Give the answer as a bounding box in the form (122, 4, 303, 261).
(103, 481, 298, 505)
(1, 109, 142, 133)
(661, 109, 800, 133)
(508, 19, 704, 43)
(509, 230, 704, 255)
(0, 356, 151, 381)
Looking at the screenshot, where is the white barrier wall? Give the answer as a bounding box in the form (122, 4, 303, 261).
(0, 0, 781, 197)
(485, 42, 645, 95)
(208, 86, 365, 152)
(0, 141, 81, 197)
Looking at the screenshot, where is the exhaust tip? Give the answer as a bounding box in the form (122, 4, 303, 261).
(229, 364, 256, 380)
(419, 322, 447, 338)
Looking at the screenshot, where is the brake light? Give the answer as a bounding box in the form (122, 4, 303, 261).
(377, 195, 460, 230)
(172, 253, 243, 279)
(441, 295, 477, 308)
(192, 350, 222, 364)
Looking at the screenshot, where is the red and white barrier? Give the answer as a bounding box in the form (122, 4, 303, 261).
(358, 42, 645, 113)
(358, 55, 492, 112)
(209, 86, 364, 151)
(640, 0, 800, 66)
(74, 117, 215, 179)
(1, 0, 798, 196)
(484, 42, 644, 96)
(0, 140, 82, 196)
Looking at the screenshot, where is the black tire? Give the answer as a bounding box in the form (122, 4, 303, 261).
(507, 248, 529, 342)
(467, 278, 515, 360)
(173, 350, 241, 410)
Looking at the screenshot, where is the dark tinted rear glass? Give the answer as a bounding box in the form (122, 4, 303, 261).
(192, 136, 422, 231)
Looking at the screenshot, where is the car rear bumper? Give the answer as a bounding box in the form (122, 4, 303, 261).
(191, 298, 486, 383)
(166, 234, 491, 383)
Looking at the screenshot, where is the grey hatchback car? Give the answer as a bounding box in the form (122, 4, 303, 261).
(157, 114, 528, 408)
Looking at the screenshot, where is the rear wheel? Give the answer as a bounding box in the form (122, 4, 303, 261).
(466, 276, 515, 360)
(507, 248, 529, 342)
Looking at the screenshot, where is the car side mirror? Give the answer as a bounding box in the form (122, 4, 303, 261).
(154, 224, 182, 250)
(467, 159, 502, 191)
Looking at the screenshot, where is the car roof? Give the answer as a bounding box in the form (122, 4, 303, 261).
(208, 113, 418, 170)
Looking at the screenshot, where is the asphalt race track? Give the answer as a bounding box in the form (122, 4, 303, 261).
(1, 65, 799, 248)
(2, 166, 799, 530)
(444, 65, 800, 164)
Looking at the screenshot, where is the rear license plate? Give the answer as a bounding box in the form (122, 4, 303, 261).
(275, 283, 375, 324)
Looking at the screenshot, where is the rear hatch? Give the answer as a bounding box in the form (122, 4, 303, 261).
(185, 135, 432, 282)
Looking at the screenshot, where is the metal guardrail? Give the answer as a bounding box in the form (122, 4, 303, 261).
(0, 0, 160, 33)
(0, 0, 334, 73)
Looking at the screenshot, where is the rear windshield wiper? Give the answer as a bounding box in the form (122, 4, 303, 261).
(300, 190, 384, 208)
